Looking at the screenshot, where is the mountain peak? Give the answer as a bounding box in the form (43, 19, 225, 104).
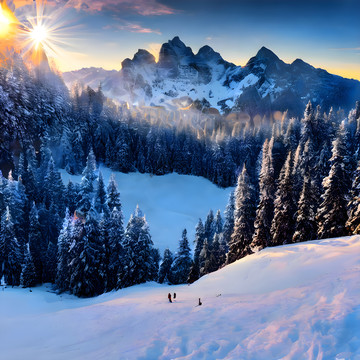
(169, 36, 186, 48)
(255, 46, 280, 62)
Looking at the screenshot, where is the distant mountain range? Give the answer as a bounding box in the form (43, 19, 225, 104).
(62, 36, 360, 116)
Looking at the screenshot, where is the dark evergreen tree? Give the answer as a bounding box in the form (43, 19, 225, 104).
(317, 125, 349, 239)
(94, 170, 108, 216)
(107, 173, 121, 212)
(170, 229, 192, 284)
(214, 209, 223, 235)
(251, 138, 275, 251)
(204, 210, 215, 245)
(270, 151, 297, 245)
(0, 207, 22, 286)
(346, 160, 360, 234)
(120, 206, 156, 288)
(227, 165, 256, 264)
(292, 173, 318, 242)
(43, 240, 57, 283)
(222, 191, 235, 250)
(55, 209, 72, 292)
(28, 202, 46, 284)
(106, 206, 125, 291)
(188, 218, 205, 283)
(21, 244, 37, 288)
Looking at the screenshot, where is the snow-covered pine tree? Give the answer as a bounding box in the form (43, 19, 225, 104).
(68, 217, 85, 295)
(188, 218, 205, 283)
(43, 240, 57, 283)
(107, 173, 121, 212)
(317, 124, 350, 239)
(55, 209, 72, 292)
(28, 202, 46, 284)
(204, 210, 215, 245)
(120, 206, 156, 288)
(158, 248, 173, 284)
(78, 149, 97, 214)
(94, 170, 109, 216)
(226, 165, 256, 264)
(21, 244, 37, 288)
(214, 209, 223, 235)
(170, 229, 192, 284)
(270, 151, 297, 245)
(292, 172, 318, 242)
(346, 159, 360, 234)
(251, 138, 275, 252)
(65, 180, 78, 215)
(0, 207, 22, 286)
(222, 191, 235, 251)
(106, 206, 125, 291)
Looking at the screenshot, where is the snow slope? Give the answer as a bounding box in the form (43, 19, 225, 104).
(61, 168, 233, 253)
(1, 236, 360, 359)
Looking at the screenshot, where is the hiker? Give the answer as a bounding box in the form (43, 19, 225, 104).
(198, 298, 202, 306)
(173, 292, 176, 300)
(168, 293, 172, 303)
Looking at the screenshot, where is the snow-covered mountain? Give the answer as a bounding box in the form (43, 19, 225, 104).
(1, 235, 359, 359)
(62, 36, 360, 116)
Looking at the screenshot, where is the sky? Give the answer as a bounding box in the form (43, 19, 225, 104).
(8, 0, 360, 80)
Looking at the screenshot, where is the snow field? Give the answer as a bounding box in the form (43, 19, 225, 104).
(1, 236, 359, 359)
(61, 169, 233, 253)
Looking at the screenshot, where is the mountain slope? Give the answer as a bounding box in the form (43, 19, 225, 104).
(1, 236, 360, 359)
(63, 37, 360, 116)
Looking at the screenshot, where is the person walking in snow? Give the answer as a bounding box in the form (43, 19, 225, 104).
(168, 293, 172, 303)
(198, 298, 202, 306)
(173, 292, 176, 300)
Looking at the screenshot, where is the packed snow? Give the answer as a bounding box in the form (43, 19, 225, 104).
(61, 168, 233, 253)
(1, 236, 359, 359)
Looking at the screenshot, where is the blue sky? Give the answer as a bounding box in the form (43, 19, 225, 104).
(13, 0, 360, 79)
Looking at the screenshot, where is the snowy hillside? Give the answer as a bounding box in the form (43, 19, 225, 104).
(1, 236, 359, 359)
(61, 168, 233, 252)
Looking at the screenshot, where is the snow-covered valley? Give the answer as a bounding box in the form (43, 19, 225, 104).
(1, 236, 360, 359)
(61, 168, 233, 253)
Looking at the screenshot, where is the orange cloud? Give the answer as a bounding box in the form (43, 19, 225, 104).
(13, 0, 175, 16)
(104, 22, 161, 35)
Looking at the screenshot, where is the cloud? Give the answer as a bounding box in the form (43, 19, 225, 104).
(13, 0, 176, 16)
(105, 22, 161, 35)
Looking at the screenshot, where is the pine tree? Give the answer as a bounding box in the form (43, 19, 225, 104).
(67, 218, 85, 295)
(55, 209, 72, 292)
(199, 239, 210, 277)
(120, 206, 156, 288)
(222, 191, 235, 250)
(0, 207, 22, 286)
(28, 202, 46, 284)
(43, 240, 57, 283)
(214, 209, 223, 235)
(317, 125, 349, 239)
(170, 229, 192, 284)
(292, 173, 318, 242)
(204, 210, 215, 245)
(251, 138, 275, 251)
(107, 173, 121, 212)
(94, 170, 109, 216)
(227, 165, 256, 264)
(346, 160, 360, 234)
(78, 150, 97, 214)
(188, 218, 205, 283)
(270, 151, 297, 245)
(21, 244, 37, 288)
(106, 206, 125, 291)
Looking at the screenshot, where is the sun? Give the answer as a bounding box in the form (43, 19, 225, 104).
(29, 23, 48, 49)
(0, 2, 18, 39)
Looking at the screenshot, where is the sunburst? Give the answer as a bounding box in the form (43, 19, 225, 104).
(16, 0, 77, 65)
